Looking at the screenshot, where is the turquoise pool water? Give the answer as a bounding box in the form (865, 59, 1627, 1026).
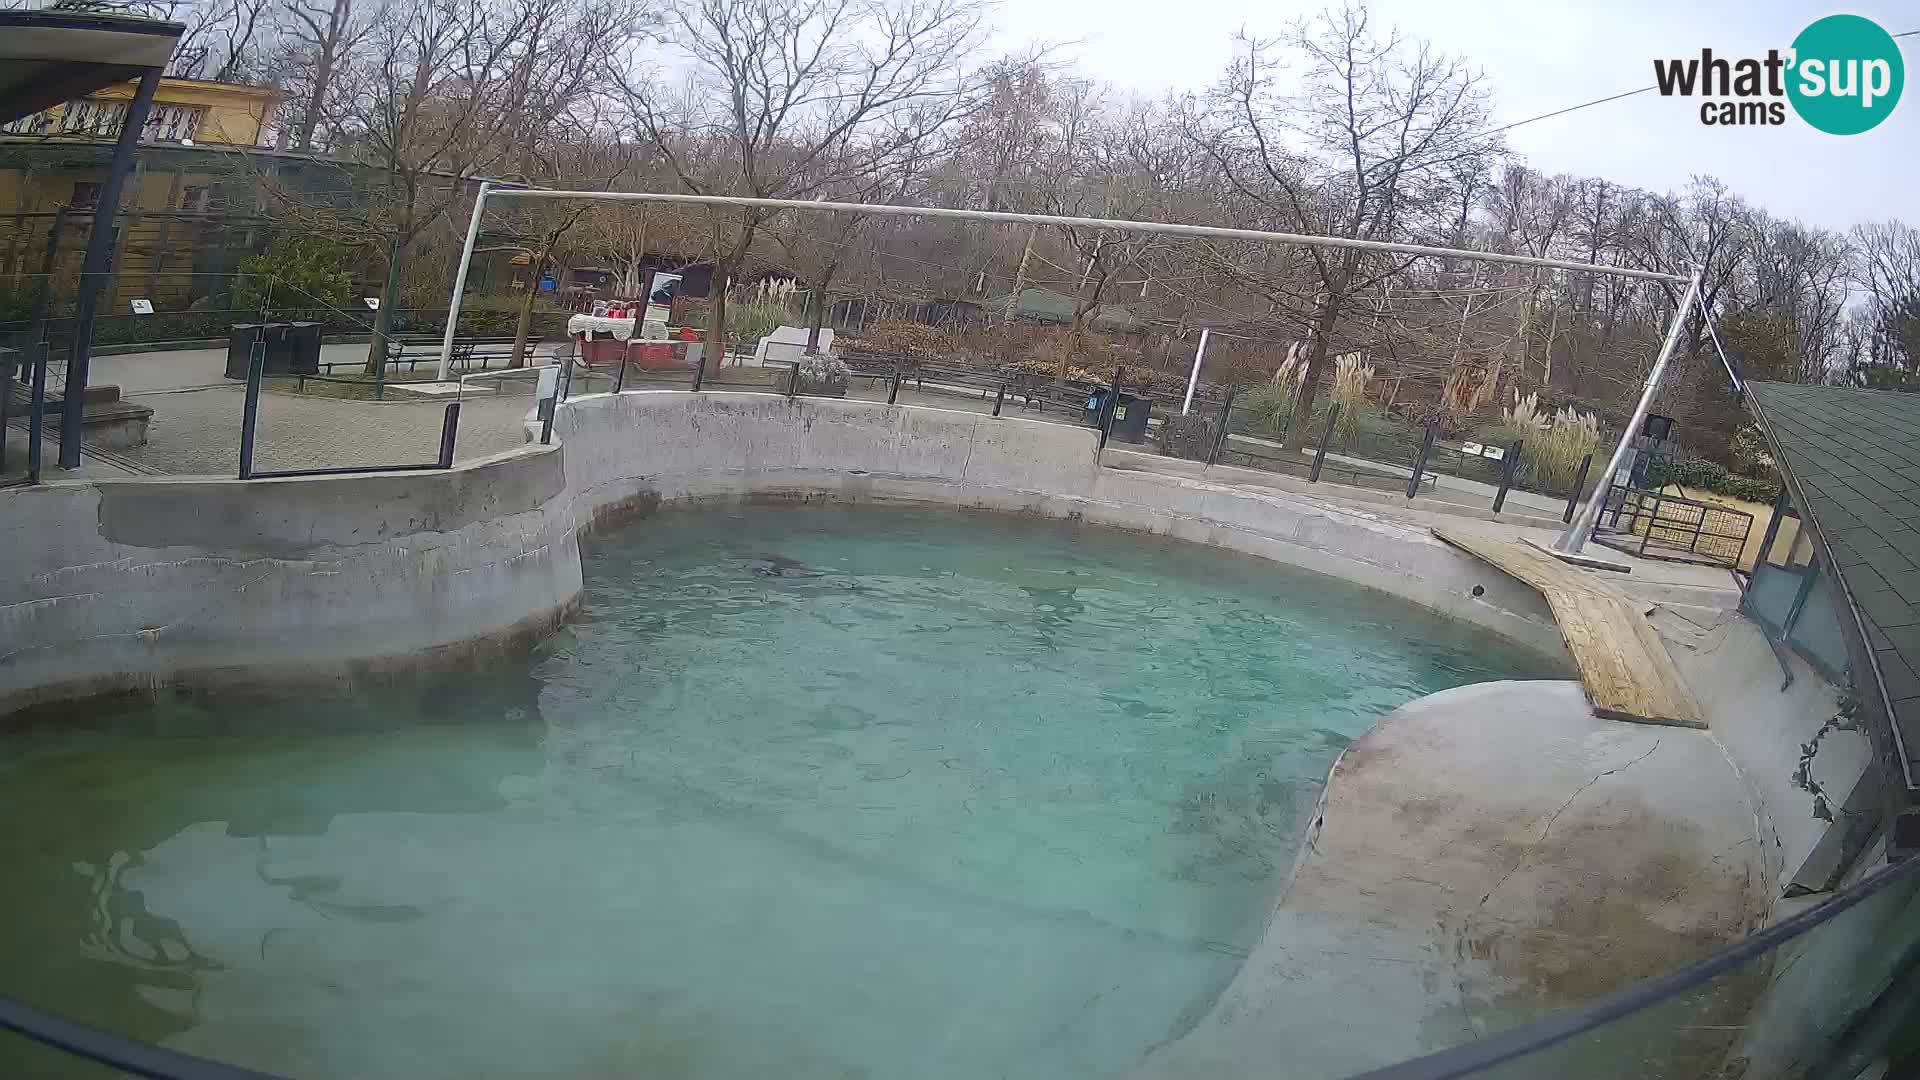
(0, 505, 1558, 1079)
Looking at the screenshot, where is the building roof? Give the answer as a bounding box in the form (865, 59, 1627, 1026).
(1745, 382, 1920, 813)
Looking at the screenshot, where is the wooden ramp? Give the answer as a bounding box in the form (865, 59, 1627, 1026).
(1432, 526, 1704, 729)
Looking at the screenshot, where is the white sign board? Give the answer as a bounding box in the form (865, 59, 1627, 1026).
(363, 297, 381, 310)
(129, 298, 154, 315)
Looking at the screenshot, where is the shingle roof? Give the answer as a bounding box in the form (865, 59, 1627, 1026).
(1745, 382, 1920, 803)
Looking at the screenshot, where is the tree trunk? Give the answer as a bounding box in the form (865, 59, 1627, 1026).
(805, 266, 837, 354)
(295, 0, 349, 153)
(510, 255, 541, 369)
(705, 229, 754, 369)
(1283, 297, 1342, 449)
(364, 235, 404, 376)
(706, 264, 730, 369)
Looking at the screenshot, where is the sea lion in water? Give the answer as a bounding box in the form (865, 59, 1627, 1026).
(746, 553, 823, 578)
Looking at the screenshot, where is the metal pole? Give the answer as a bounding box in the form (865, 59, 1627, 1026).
(992, 383, 1005, 417)
(1311, 403, 1340, 483)
(887, 360, 902, 405)
(1492, 439, 1524, 514)
(238, 341, 264, 479)
(1406, 427, 1436, 500)
(61, 67, 163, 470)
(27, 342, 48, 484)
(1181, 328, 1209, 415)
(487, 189, 1690, 285)
(1564, 454, 1594, 524)
(1208, 385, 1236, 466)
(436, 181, 491, 381)
(437, 401, 460, 467)
(1556, 266, 1704, 553)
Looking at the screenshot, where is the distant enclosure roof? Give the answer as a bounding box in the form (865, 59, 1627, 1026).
(0, 8, 184, 126)
(1745, 382, 1920, 809)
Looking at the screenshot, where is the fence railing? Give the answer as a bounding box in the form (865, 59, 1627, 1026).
(1594, 485, 1754, 568)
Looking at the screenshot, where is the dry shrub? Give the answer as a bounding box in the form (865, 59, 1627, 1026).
(1485, 390, 1601, 491)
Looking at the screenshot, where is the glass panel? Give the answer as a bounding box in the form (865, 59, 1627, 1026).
(1787, 572, 1851, 677)
(1744, 562, 1806, 634)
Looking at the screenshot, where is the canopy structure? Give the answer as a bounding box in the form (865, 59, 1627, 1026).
(0, 6, 183, 126)
(1, 3, 184, 472)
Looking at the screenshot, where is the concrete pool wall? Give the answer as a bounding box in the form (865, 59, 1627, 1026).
(0, 444, 581, 715)
(550, 390, 1570, 660)
(1, 390, 1565, 713)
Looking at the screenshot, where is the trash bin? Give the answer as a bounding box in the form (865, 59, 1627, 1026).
(1084, 388, 1153, 443)
(286, 322, 322, 375)
(225, 323, 299, 379)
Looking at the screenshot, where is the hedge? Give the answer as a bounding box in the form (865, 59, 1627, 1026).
(1645, 457, 1779, 504)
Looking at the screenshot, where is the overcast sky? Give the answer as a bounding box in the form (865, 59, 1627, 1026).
(994, 0, 1917, 233)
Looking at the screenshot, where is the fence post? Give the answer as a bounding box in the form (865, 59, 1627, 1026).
(26, 342, 49, 484)
(787, 360, 800, 398)
(1406, 426, 1436, 500)
(690, 342, 706, 391)
(0, 351, 12, 477)
(1564, 453, 1594, 524)
(1097, 368, 1124, 452)
(437, 401, 461, 468)
(238, 340, 265, 479)
(1492, 439, 1524, 514)
(887, 359, 902, 405)
(1208, 385, 1236, 465)
(993, 382, 1005, 417)
(1311, 403, 1341, 483)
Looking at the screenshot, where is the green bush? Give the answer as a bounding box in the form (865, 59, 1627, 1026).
(233, 235, 354, 316)
(1156, 412, 1220, 461)
(1234, 384, 1296, 435)
(1644, 457, 1779, 504)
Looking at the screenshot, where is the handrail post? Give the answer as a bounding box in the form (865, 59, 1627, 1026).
(27, 341, 49, 484)
(1492, 438, 1523, 513)
(1406, 426, 1436, 500)
(437, 401, 460, 468)
(238, 341, 264, 479)
(1208, 385, 1236, 465)
(1564, 453, 1594, 523)
(1311, 403, 1340, 483)
(1097, 367, 1123, 451)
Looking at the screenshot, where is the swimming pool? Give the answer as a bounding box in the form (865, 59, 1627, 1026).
(0, 504, 1559, 1079)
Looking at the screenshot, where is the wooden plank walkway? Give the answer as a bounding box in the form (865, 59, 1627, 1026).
(1432, 526, 1705, 729)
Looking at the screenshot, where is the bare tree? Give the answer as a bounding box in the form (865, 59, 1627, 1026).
(1850, 219, 1920, 387)
(613, 0, 986, 361)
(280, 0, 373, 152)
(1196, 3, 1499, 446)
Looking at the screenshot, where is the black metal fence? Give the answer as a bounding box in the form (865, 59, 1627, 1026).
(1594, 485, 1754, 568)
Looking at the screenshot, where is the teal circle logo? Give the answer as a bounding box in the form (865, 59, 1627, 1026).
(1787, 14, 1904, 135)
